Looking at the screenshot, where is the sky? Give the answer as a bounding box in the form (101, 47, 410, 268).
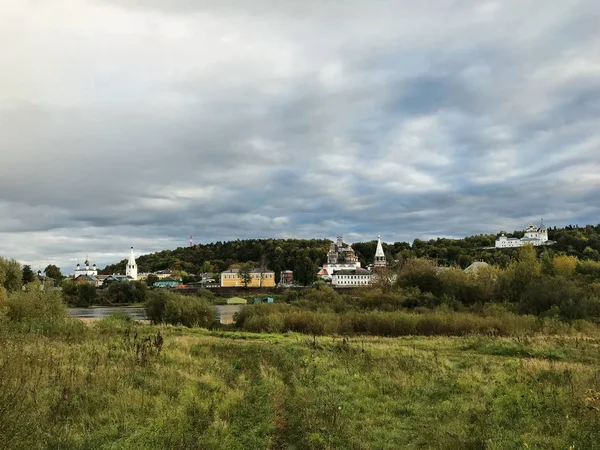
(1, 0, 600, 273)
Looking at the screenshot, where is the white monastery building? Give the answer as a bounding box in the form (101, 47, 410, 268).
(331, 269, 373, 286)
(126, 247, 138, 280)
(320, 235, 388, 287)
(317, 236, 362, 279)
(495, 220, 554, 248)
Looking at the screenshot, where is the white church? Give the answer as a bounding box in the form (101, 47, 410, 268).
(495, 220, 554, 248)
(73, 259, 98, 278)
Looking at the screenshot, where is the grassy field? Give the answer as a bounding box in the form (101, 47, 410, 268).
(1, 315, 599, 450)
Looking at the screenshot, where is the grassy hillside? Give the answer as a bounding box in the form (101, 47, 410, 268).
(2, 315, 599, 450)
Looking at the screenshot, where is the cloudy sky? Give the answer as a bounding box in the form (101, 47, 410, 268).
(1, 0, 599, 272)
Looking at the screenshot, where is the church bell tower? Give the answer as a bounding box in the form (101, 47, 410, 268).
(126, 246, 138, 280)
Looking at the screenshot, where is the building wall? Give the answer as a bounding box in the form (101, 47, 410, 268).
(74, 268, 98, 277)
(221, 272, 276, 287)
(331, 274, 372, 287)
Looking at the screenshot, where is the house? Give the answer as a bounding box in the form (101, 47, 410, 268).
(101, 274, 133, 287)
(154, 278, 182, 288)
(495, 220, 555, 248)
(97, 274, 110, 284)
(220, 268, 276, 287)
(73, 275, 101, 288)
(331, 269, 372, 287)
(280, 270, 294, 285)
(154, 269, 173, 279)
(199, 272, 216, 281)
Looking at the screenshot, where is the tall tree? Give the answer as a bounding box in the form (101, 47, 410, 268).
(22, 265, 35, 284)
(295, 257, 317, 286)
(0, 257, 23, 292)
(145, 273, 159, 287)
(238, 264, 253, 288)
(44, 264, 63, 281)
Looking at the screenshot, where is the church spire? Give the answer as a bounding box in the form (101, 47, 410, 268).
(373, 235, 387, 268)
(126, 246, 138, 280)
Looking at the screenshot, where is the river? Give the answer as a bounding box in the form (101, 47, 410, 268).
(68, 305, 244, 324)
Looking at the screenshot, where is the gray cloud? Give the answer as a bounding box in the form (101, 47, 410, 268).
(1, 0, 599, 272)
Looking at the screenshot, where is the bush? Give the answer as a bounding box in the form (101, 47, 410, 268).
(145, 291, 216, 327)
(396, 258, 442, 295)
(2, 287, 83, 335)
(518, 277, 595, 320)
(197, 289, 216, 301)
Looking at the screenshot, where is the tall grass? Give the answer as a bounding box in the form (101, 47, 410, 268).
(0, 318, 598, 449)
(237, 303, 597, 337)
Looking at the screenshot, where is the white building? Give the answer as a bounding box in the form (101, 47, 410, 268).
(331, 269, 373, 287)
(125, 247, 138, 280)
(323, 235, 388, 287)
(495, 220, 553, 248)
(73, 258, 98, 278)
(318, 236, 362, 279)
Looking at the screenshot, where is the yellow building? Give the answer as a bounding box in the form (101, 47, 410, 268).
(220, 268, 276, 288)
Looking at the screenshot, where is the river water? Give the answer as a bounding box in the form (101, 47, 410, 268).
(68, 305, 244, 324)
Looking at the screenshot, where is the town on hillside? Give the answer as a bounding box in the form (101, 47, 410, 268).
(36, 220, 562, 291)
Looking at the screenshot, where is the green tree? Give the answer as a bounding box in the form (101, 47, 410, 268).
(22, 265, 35, 284)
(0, 257, 23, 292)
(106, 281, 147, 304)
(238, 264, 253, 288)
(44, 264, 63, 281)
(540, 250, 555, 276)
(272, 247, 285, 284)
(199, 261, 216, 275)
(145, 273, 159, 287)
(295, 257, 317, 286)
(76, 284, 98, 307)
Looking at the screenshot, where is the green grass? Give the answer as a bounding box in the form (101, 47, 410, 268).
(1, 316, 600, 449)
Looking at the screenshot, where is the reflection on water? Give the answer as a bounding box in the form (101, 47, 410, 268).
(68, 305, 244, 323)
(68, 307, 148, 320)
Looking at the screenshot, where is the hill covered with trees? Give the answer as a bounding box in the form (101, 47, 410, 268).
(102, 224, 600, 280)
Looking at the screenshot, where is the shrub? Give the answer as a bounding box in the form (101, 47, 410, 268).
(106, 281, 147, 304)
(236, 307, 557, 337)
(396, 258, 443, 295)
(145, 291, 216, 327)
(2, 287, 83, 335)
(197, 289, 216, 301)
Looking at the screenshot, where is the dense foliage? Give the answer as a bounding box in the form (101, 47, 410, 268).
(0, 256, 22, 293)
